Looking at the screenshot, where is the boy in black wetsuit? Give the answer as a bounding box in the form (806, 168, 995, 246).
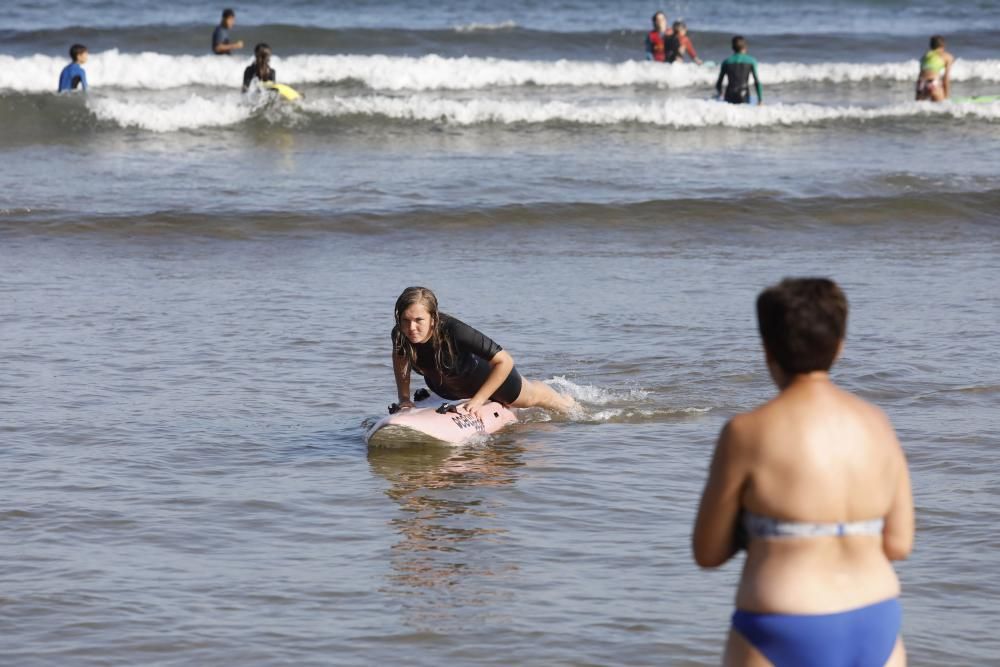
(716, 35, 762, 105)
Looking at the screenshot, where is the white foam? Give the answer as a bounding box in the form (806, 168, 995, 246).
(306, 94, 1000, 128)
(2, 50, 999, 93)
(87, 93, 256, 132)
(57, 91, 1000, 133)
(545, 376, 650, 405)
(453, 20, 519, 33)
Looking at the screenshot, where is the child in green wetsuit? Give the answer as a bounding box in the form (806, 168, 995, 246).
(916, 35, 954, 102)
(716, 35, 762, 105)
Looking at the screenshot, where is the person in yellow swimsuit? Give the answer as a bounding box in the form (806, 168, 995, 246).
(916, 35, 955, 102)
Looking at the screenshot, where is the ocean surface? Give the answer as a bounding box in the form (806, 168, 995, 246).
(2, 0, 999, 665)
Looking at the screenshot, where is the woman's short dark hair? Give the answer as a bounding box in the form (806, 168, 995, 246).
(929, 35, 945, 49)
(756, 278, 848, 375)
(222, 8, 236, 20)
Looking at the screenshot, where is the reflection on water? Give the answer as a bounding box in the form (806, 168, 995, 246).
(367, 438, 525, 631)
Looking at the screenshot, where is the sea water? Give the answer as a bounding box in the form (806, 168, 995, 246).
(2, 0, 999, 664)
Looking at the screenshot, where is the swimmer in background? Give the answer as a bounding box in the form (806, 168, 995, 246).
(57, 44, 88, 92)
(693, 278, 913, 666)
(916, 35, 955, 102)
(392, 287, 577, 417)
(645, 11, 673, 62)
(212, 8, 244, 55)
(716, 35, 762, 105)
(242, 43, 276, 92)
(663, 21, 704, 65)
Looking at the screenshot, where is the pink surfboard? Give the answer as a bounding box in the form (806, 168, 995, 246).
(365, 391, 518, 447)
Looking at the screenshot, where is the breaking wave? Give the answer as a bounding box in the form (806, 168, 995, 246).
(2, 50, 999, 93)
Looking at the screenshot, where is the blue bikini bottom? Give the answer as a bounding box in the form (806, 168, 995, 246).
(732, 598, 901, 667)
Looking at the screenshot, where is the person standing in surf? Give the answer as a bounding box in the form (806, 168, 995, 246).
(392, 287, 576, 416)
(664, 21, 703, 65)
(716, 36, 762, 105)
(212, 8, 244, 55)
(645, 11, 673, 62)
(915, 35, 955, 102)
(693, 278, 914, 666)
(57, 44, 89, 92)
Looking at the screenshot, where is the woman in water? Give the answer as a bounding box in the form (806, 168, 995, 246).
(916, 35, 954, 102)
(645, 11, 672, 62)
(693, 278, 914, 666)
(391, 287, 576, 416)
(242, 42, 276, 92)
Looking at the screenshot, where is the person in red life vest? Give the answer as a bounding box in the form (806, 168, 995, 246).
(645, 11, 673, 62)
(664, 21, 704, 65)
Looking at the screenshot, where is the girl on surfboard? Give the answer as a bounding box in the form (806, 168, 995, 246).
(391, 287, 576, 416)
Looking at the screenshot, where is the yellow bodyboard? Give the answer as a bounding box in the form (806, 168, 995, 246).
(263, 82, 302, 101)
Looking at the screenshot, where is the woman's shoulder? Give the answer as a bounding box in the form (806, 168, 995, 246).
(439, 312, 463, 331)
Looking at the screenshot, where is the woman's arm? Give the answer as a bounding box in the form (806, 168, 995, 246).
(693, 418, 751, 568)
(393, 352, 414, 408)
(460, 350, 514, 414)
(681, 35, 701, 64)
(882, 439, 914, 560)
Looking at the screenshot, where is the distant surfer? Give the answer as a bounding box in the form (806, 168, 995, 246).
(57, 44, 88, 92)
(716, 36, 762, 105)
(645, 12, 673, 62)
(391, 287, 577, 417)
(212, 8, 244, 55)
(242, 43, 276, 92)
(916, 35, 954, 102)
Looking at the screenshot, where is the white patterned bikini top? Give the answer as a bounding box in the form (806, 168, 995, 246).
(743, 511, 884, 539)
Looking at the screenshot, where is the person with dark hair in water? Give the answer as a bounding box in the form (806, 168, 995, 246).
(391, 287, 576, 416)
(242, 43, 276, 92)
(694, 277, 913, 667)
(58, 44, 88, 92)
(645, 11, 673, 62)
(212, 8, 244, 55)
(716, 35, 762, 105)
(916, 35, 955, 102)
(662, 21, 703, 65)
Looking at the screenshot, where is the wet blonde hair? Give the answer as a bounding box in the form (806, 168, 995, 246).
(393, 286, 455, 376)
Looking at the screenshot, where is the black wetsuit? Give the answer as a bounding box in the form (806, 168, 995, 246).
(716, 53, 762, 104)
(393, 314, 524, 404)
(662, 34, 683, 63)
(243, 65, 276, 91)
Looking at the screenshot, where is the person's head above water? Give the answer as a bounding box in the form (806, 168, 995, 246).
(221, 8, 236, 28)
(756, 278, 847, 380)
(69, 43, 88, 64)
(253, 42, 272, 77)
(929, 34, 945, 50)
(395, 286, 439, 345)
(651, 11, 668, 32)
(731, 35, 747, 53)
(393, 286, 454, 373)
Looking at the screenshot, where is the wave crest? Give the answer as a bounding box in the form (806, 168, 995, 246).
(2, 50, 1000, 93)
(5, 90, 997, 134)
